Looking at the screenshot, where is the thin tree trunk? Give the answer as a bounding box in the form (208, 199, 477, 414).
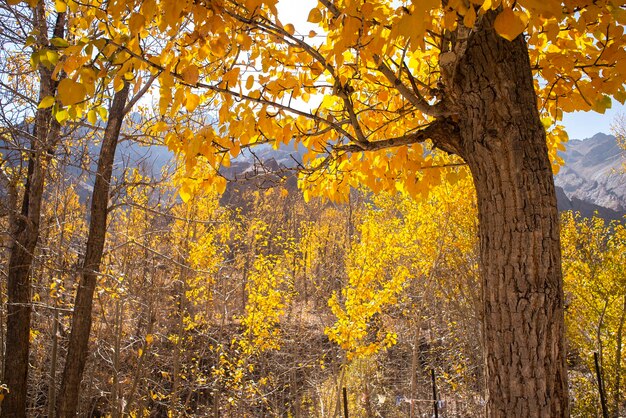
(123, 305, 154, 416)
(0, 163, 18, 383)
(47, 307, 59, 418)
(437, 11, 569, 417)
(112, 299, 123, 418)
(1, 7, 65, 414)
(56, 83, 130, 417)
(47, 215, 67, 418)
(613, 295, 626, 418)
(409, 328, 419, 418)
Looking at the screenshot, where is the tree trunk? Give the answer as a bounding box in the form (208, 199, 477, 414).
(56, 83, 129, 417)
(613, 295, 626, 418)
(47, 309, 59, 418)
(2, 7, 65, 416)
(2, 157, 41, 418)
(438, 12, 569, 417)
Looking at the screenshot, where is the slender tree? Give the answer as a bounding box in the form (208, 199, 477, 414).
(55, 83, 129, 417)
(0, 4, 65, 415)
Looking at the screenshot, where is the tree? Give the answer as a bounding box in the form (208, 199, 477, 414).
(0, 3, 66, 415)
(9, 0, 626, 415)
(561, 212, 626, 416)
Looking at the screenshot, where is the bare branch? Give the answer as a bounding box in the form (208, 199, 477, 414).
(123, 71, 161, 115)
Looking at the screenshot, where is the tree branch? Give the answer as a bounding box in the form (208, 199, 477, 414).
(336, 118, 460, 154)
(375, 55, 450, 117)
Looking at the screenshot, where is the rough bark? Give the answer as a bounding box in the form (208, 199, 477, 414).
(56, 83, 129, 417)
(437, 12, 569, 417)
(1, 7, 64, 415)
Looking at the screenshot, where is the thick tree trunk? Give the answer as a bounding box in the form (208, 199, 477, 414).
(439, 12, 569, 417)
(56, 83, 129, 417)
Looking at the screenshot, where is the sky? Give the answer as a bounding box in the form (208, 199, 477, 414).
(276, 1, 624, 141)
(561, 102, 625, 140)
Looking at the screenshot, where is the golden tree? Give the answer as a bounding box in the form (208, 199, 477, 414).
(6, 0, 626, 414)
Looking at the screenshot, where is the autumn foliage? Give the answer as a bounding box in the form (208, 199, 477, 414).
(1, 0, 626, 416)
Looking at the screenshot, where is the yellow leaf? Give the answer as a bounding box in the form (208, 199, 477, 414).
(284, 23, 295, 35)
(179, 184, 192, 203)
(494, 8, 527, 41)
(129, 13, 146, 36)
(463, 6, 476, 28)
(222, 67, 240, 85)
(307, 7, 323, 24)
(146, 334, 154, 345)
(182, 64, 199, 85)
(185, 92, 200, 112)
(443, 10, 457, 30)
(38, 96, 55, 109)
(245, 75, 254, 90)
(96, 106, 108, 120)
(215, 177, 227, 194)
(57, 78, 86, 106)
(55, 109, 69, 124)
(55, 0, 67, 13)
(50, 37, 69, 48)
(87, 109, 97, 124)
(113, 76, 124, 92)
(230, 141, 241, 158)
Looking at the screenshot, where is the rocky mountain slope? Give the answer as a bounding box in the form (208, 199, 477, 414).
(555, 133, 625, 220)
(2, 127, 624, 219)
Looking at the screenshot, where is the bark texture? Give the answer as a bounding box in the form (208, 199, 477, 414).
(437, 12, 569, 417)
(1, 8, 64, 416)
(56, 84, 129, 417)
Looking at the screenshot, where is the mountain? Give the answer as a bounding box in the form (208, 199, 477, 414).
(555, 186, 625, 221)
(3, 120, 624, 220)
(555, 133, 625, 215)
(221, 133, 626, 219)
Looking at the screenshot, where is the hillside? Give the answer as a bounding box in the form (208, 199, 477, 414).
(555, 132, 625, 217)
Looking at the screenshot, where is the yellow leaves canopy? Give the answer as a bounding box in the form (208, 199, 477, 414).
(20, 0, 625, 200)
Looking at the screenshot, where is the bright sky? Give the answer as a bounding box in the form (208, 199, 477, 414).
(276, 1, 624, 141)
(561, 102, 625, 140)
